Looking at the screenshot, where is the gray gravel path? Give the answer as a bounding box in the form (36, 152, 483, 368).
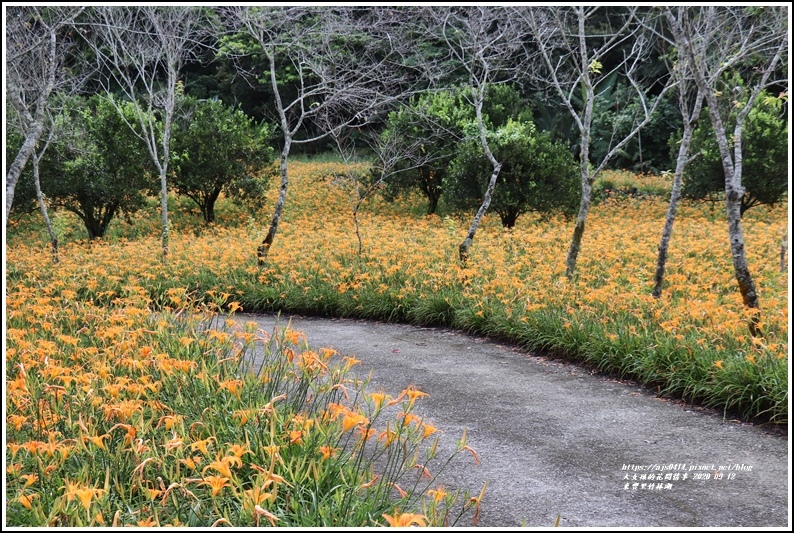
(237, 312, 790, 528)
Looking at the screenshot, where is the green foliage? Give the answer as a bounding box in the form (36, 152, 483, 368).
(681, 86, 788, 215)
(171, 98, 275, 223)
(590, 79, 681, 173)
(378, 84, 537, 215)
(11, 95, 155, 240)
(446, 120, 580, 228)
(377, 89, 472, 215)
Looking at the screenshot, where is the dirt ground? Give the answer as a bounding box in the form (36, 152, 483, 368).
(237, 312, 790, 528)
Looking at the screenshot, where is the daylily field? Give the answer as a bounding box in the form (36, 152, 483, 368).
(4, 159, 789, 526)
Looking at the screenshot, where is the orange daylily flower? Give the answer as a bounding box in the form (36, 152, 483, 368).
(164, 433, 184, 452)
(382, 510, 427, 527)
(190, 436, 215, 456)
(318, 445, 338, 460)
(201, 475, 230, 497)
(227, 443, 250, 458)
(20, 474, 39, 487)
(421, 423, 438, 439)
(18, 492, 39, 510)
(427, 486, 447, 504)
(243, 485, 273, 513)
(86, 433, 110, 450)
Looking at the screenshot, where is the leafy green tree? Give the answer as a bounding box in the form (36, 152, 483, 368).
(171, 98, 274, 223)
(32, 95, 154, 240)
(377, 90, 471, 215)
(682, 89, 788, 216)
(378, 84, 534, 215)
(447, 120, 580, 228)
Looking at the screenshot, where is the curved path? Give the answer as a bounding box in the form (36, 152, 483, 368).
(239, 312, 789, 528)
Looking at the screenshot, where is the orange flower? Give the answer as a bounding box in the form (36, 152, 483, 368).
(20, 473, 38, 488)
(164, 433, 184, 452)
(318, 445, 338, 460)
(202, 457, 235, 479)
(86, 433, 110, 450)
(421, 423, 438, 439)
(402, 386, 429, 406)
(227, 443, 250, 458)
(289, 429, 304, 445)
(201, 475, 230, 497)
(427, 486, 447, 504)
(382, 510, 427, 527)
(369, 391, 391, 409)
(243, 485, 273, 513)
(18, 492, 40, 510)
(190, 436, 215, 456)
(74, 487, 105, 512)
(342, 412, 369, 433)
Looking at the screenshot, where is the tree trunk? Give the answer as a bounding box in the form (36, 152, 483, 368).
(258, 141, 291, 264)
(565, 126, 594, 279)
(427, 191, 440, 216)
(652, 90, 704, 298)
(32, 153, 58, 263)
(6, 121, 45, 223)
(564, 185, 591, 279)
(459, 162, 502, 263)
(781, 233, 787, 273)
(158, 166, 170, 258)
(499, 209, 520, 229)
(563, 9, 595, 280)
(82, 204, 117, 240)
(201, 188, 222, 224)
(726, 192, 761, 335)
(459, 84, 502, 264)
(664, 7, 784, 337)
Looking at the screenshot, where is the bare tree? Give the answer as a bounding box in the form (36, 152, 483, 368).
(330, 114, 453, 258)
(663, 6, 788, 335)
(86, 6, 209, 258)
(422, 6, 528, 264)
(224, 6, 422, 264)
(5, 5, 85, 225)
(524, 7, 677, 279)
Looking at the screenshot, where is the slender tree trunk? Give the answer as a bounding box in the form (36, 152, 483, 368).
(459, 162, 502, 263)
(726, 188, 761, 335)
(459, 84, 502, 264)
(32, 153, 58, 263)
(781, 233, 787, 273)
(158, 166, 169, 258)
(706, 87, 762, 336)
(6, 122, 45, 224)
(258, 140, 291, 264)
(564, 174, 592, 279)
(563, 9, 595, 280)
(652, 90, 704, 298)
(564, 123, 594, 279)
